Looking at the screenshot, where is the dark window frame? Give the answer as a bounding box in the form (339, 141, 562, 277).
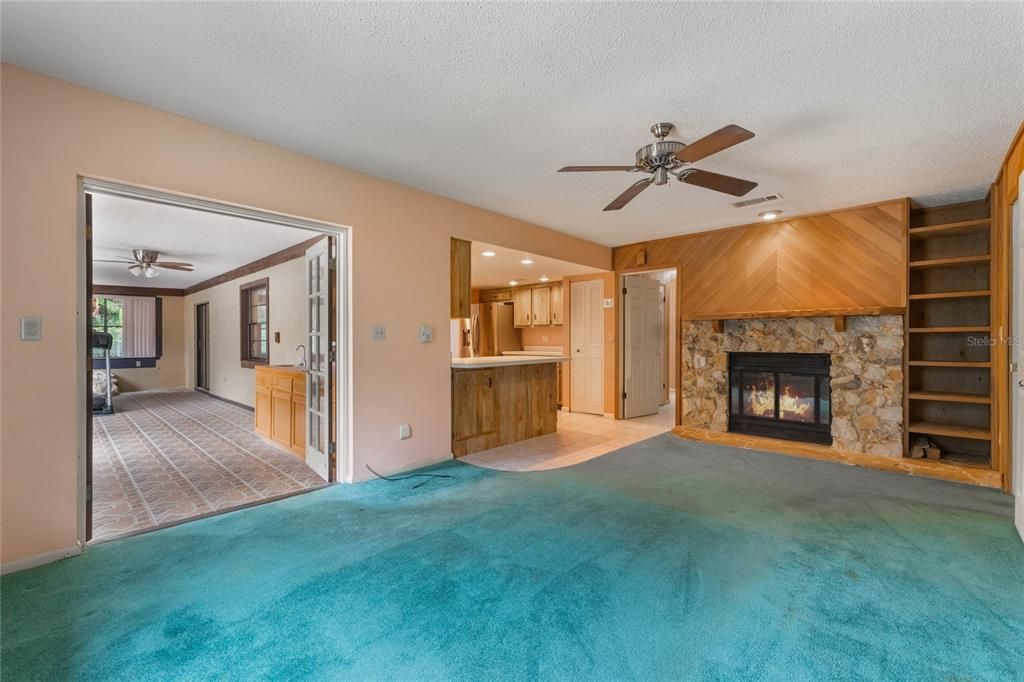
(240, 278, 270, 369)
(91, 296, 163, 370)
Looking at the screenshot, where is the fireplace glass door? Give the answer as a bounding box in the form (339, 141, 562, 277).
(728, 353, 832, 445)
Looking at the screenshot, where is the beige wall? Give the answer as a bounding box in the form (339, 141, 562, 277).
(183, 256, 307, 406)
(109, 295, 187, 392)
(0, 65, 611, 566)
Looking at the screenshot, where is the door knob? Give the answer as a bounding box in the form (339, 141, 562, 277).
(1018, 379, 1024, 389)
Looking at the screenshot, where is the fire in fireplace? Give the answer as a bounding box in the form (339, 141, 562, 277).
(728, 353, 831, 445)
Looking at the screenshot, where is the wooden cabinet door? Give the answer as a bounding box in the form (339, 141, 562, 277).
(450, 238, 471, 319)
(270, 389, 293, 449)
(291, 393, 306, 455)
(532, 286, 551, 326)
(550, 283, 564, 325)
(255, 385, 272, 437)
(513, 287, 532, 327)
(452, 369, 495, 440)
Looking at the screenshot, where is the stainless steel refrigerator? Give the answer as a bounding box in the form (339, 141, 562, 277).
(470, 302, 521, 357)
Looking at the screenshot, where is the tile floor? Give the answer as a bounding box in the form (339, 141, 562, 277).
(91, 389, 324, 541)
(461, 397, 675, 471)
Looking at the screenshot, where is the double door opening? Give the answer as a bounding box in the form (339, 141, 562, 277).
(83, 180, 348, 543)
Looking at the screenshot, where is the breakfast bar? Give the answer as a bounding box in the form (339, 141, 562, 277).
(451, 355, 569, 457)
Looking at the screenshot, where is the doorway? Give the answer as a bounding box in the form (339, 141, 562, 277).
(620, 267, 679, 421)
(81, 179, 350, 543)
(570, 278, 604, 415)
(1012, 181, 1023, 541)
(195, 302, 210, 391)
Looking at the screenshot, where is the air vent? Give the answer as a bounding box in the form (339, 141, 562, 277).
(732, 193, 783, 208)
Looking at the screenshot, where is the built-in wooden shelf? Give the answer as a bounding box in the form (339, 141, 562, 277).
(908, 219, 990, 239)
(909, 255, 990, 270)
(908, 290, 990, 300)
(907, 360, 991, 368)
(908, 326, 990, 333)
(908, 391, 991, 404)
(907, 421, 991, 441)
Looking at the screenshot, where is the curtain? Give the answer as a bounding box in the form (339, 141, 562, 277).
(122, 296, 157, 357)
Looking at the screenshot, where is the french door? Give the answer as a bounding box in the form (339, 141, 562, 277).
(304, 237, 334, 481)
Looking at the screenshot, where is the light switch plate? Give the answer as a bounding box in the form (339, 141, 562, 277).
(20, 316, 42, 341)
(603, 298, 614, 308)
(399, 424, 412, 440)
(419, 325, 433, 343)
(372, 325, 386, 341)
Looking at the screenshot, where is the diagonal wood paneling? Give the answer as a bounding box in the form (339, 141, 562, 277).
(613, 199, 908, 319)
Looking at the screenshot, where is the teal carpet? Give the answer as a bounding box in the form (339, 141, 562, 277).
(2, 434, 1022, 680)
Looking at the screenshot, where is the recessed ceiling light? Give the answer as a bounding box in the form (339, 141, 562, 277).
(521, 259, 534, 265)
(509, 280, 518, 286)
(539, 276, 550, 282)
(482, 250, 496, 257)
(758, 210, 782, 220)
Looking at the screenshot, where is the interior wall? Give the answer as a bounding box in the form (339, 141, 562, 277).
(183, 255, 307, 407)
(0, 64, 611, 566)
(111, 295, 186, 392)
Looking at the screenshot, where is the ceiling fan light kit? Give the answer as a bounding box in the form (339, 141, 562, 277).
(558, 122, 759, 211)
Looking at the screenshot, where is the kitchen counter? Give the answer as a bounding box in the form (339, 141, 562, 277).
(451, 355, 569, 369)
(451, 357, 562, 457)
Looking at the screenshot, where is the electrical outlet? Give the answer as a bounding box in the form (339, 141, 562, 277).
(419, 325, 433, 343)
(399, 424, 411, 440)
(372, 325, 386, 341)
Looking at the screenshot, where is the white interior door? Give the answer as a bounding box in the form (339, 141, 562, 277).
(305, 237, 332, 480)
(570, 279, 604, 415)
(1013, 183, 1023, 542)
(623, 274, 664, 418)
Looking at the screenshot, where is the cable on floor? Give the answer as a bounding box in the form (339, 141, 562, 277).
(365, 464, 455, 489)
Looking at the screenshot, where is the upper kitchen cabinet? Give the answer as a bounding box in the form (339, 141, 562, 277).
(513, 287, 533, 327)
(550, 283, 564, 325)
(450, 238, 471, 319)
(531, 286, 551, 326)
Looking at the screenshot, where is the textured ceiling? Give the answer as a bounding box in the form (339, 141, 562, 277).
(4, 2, 1022, 246)
(471, 241, 603, 290)
(92, 193, 313, 288)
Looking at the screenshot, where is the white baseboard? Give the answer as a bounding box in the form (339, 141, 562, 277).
(1, 544, 81, 575)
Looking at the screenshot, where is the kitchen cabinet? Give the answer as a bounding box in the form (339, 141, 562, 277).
(531, 286, 551, 326)
(479, 287, 512, 303)
(255, 365, 306, 459)
(550, 283, 564, 325)
(450, 238, 471, 319)
(513, 287, 532, 327)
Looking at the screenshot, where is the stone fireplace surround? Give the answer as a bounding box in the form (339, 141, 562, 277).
(679, 316, 904, 457)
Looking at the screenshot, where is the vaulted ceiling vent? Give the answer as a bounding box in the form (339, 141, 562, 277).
(732, 193, 782, 208)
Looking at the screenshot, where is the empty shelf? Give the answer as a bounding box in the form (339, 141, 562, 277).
(908, 391, 991, 404)
(907, 422, 991, 441)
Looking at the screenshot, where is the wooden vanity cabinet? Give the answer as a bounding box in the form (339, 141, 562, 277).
(255, 365, 306, 459)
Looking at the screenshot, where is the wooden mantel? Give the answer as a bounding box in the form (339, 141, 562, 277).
(696, 306, 907, 333)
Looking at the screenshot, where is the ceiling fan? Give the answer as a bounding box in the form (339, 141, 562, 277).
(94, 249, 194, 279)
(558, 122, 758, 211)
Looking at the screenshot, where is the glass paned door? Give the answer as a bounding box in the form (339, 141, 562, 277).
(304, 237, 332, 480)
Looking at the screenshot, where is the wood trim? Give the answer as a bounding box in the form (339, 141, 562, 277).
(672, 426, 1001, 489)
(239, 277, 270, 368)
(92, 284, 186, 297)
(689, 306, 905, 321)
(186, 235, 324, 295)
(84, 192, 94, 542)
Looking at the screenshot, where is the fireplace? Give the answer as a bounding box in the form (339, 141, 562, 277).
(728, 352, 832, 445)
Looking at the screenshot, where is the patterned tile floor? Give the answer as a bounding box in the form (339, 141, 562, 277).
(461, 397, 675, 472)
(91, 389, 324, 542)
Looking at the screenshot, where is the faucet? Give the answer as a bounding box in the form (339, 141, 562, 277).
(295, 344, 306, 368)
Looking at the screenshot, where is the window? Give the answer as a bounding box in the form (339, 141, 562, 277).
(90, 294, 160, 368)
(92, 296, 124, 358)
(240, 278, 269, 367)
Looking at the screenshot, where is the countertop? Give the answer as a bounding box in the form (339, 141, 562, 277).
(451, 355, 570, 369)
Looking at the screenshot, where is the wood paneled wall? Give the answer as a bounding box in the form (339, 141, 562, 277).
(612, 199, 909, 320)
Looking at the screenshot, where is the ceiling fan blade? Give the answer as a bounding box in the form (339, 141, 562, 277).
(603, 178, 653, 211)
(558, 166, 638, 172)
(93, 259, 135, 263)
(675, 124, 755, 163)
(154, 263, 194, 271)
(681, 169, 758, 197)
(153, 261, 194, 268)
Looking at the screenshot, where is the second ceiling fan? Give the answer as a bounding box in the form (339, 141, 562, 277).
(558, 122, 758, 211)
